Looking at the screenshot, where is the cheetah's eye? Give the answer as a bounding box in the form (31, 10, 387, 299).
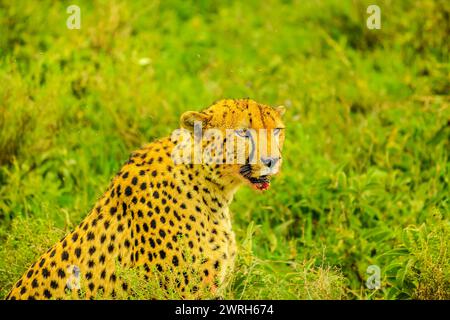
(273, 128, 282, 136)
(235, 128, 250, 138)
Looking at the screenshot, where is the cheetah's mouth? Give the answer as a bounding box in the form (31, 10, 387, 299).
(239, 165, 271, 191)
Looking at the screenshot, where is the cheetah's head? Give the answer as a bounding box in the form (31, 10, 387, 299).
(179, 99, 285, 191)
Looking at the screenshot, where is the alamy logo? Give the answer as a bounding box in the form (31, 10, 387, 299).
(66, 265, 81, 290)
(366, 265, 381, 289)
(66, 5, 81, 30)
(366, 5, 381, 30)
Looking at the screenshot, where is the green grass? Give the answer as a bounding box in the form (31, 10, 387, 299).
(0, 0, 448, 299)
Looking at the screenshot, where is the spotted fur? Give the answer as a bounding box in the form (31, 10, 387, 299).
(6, 99, 285, 300)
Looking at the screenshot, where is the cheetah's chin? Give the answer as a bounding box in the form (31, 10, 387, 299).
(239, 164, 271, 191)
(247, 176, 271, 191)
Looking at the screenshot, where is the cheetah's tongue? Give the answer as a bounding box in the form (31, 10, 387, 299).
(254, 181, 270, 191)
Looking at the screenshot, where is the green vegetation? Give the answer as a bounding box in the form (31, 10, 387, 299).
(0, 0, 448, 299)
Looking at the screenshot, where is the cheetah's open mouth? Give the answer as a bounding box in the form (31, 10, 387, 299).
(239, 164, 271, 191)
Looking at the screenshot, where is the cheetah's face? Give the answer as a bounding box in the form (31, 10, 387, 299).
(180, 99, 286, 191)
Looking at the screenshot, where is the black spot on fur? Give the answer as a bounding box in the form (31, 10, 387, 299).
(61, 251, 69, 261)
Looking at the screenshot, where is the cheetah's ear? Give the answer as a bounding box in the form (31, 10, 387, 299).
(180, 111, 211, 131)
(275, 105, 286, 117)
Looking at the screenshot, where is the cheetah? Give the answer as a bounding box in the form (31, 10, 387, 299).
(6, 99, 285, 300)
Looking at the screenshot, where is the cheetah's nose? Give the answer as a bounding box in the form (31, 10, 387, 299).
(261, 156, 280, 169)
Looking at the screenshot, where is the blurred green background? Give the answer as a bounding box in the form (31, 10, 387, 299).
(0, 0, 449, 299)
